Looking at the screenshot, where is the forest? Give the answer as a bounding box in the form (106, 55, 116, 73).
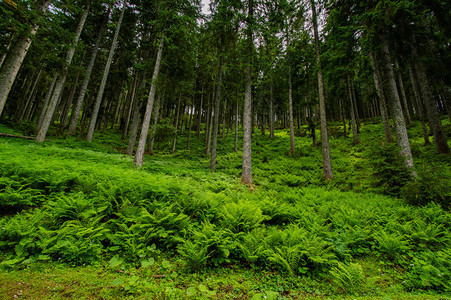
(0, 0, 450, 298)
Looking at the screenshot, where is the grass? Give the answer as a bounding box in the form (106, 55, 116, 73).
(0, 119, 450, 299)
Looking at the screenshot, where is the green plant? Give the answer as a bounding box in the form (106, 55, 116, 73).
(330, 262, 365, 294)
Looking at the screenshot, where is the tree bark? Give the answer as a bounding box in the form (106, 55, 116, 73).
(347, 75, 359, 144)
(0, 0, 50, 116)
(36, 5, 89, 142)
(241, 0, 254, 185)
(408, 65, 430, 145)
(210, 58, 223, 170)
(369, 51, 393, 143)
(412, 51, 449, 154)
(234, 102, 239, 152)
(134, 34, 164, 167)
(269, 78, 275, 140)
(87, 2, 125, 142)
(395, 61, 412, 125)
(311, 0, 333, 180)
(126, 99, 142, 156)
(288, 67, 295, 154)
(19, 67, 42, 123)
(379, 38, 416, 177)
(122, 73, 139, 140)
(148, 96, 161, 155)
(68, 8, 110, 135)
(172, 96, 182, 153)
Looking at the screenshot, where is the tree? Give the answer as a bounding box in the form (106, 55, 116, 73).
(310, 0, 333, 180)
(36, 3, 90, 142)
(0, 0, 50, 116)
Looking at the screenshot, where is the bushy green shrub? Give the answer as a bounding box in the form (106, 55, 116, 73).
(368, 144, 412, 196)
(401, 172, 450, 208)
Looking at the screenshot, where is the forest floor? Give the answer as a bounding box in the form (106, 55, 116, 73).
(0, 119, 449, 299)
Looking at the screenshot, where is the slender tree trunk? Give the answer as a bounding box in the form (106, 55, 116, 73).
(134, 33, 164, 167)
(339, 96, 347, 138)
(196, 87, 204, 139)
(379, 38, 416, 176)
(148, 96, 161, 155)
(0, 0, 50, 116)
(19, 67, 42, 123)
(210, 58, 223, 170)
(412, 52, 449, 154)
(112, 90, 123, 128)
(269, 79, 275, 139)
(205, 93, 211, 143)
(311, 0, 333, 179)
(122, 73, 139, 140)
(288, 68, 295, 154)
(87, 2, 125, 142)
(234, 102, 239, 152)
(61, 68, 81, 128)
(347, 75, 359, 144)
(196, 87, 203, 138)
(221, 98, 227, 138)
(409, 66, 430, 145)
(242, 0, 254, 185)
(172, 97, 182, 153)
(206, 96, 213, 155)
(68, 9, 109, 135)
(187, 102, 194, 149)
(126, 100, 142, 156)
(369, 51, 393, 143)
(36, 5, 88, 142)
(37, 74, 57, 131)
(351, 80, 360, 133)
(395, 61, 412, 125)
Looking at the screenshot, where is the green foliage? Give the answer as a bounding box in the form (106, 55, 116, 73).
(0, 120, 450, 296)
(368, 144, 412, 196)
(330, 262, 365, 294)
(401, 172, 450, 208)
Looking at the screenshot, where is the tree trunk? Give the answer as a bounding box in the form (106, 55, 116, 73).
(0, 0, 50, 116)
(369, 51, 393, 143)
(122, 73, 139, 140)
(126, 99, 142, 156)
(36, 5, 89, 142)
(339, 96, 347, 138)
(395, 61, 412, 125)
(210, 58, 223, 170)
(196, 87, 203, 138)
(19, 67, 42, 123)
(222, 98, 227, 138)
(351, 80, 360, 133)
(172, 96, 182, 153)
(68, 8, 109, 135)
(187, 102, 194, 149)
(234, 102, 239, 152)
(288, 68, 295, 154)
(347, 76, 359, 144)
(269, 79, 275, 140)
(241, 0, 254, 185)
(379, 38, 416, 177)
(408, 66, 430, 145)
(311, 0, 333, 180)
(148, 96, 161, 155)
(412, 52, 449, 154)
(87, 2, 125, 142)
(61, 67, 82, 128)
(134, 33, 164, 167)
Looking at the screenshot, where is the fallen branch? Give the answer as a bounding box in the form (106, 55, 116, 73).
(0, 133, 51, 141)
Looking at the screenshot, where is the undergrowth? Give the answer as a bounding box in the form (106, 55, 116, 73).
(0, 120, 450, 298)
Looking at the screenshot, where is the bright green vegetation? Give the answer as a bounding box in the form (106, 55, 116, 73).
(0, 121, 450, 299)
